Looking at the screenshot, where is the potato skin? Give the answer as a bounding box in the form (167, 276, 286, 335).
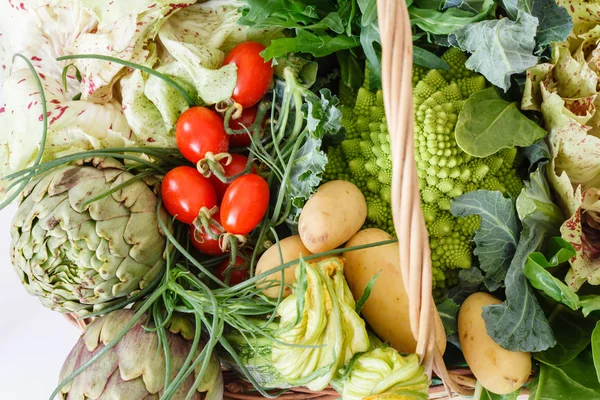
(255, 235, 312, 298)
(299, 180, 367, 253)
(458, 293, 531, 395)
(343, 228, 446, 355)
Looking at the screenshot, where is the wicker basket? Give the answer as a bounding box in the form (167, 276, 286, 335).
(64, 1, 478, 398)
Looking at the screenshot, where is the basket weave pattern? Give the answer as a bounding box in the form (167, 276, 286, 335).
(64, 1, 477, 398)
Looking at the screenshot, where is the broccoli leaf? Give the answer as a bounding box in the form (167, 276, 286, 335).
(443, 0, 488, 13)
(437, 298, 460, 336)
(455, 88, 547, 157)
(408, 0, 495, 35)
(482, 168, 560, 352)
(447, 267, 485, 304)
(451, 190, 520, 291)
(501, 0, 573, 54)
(450, 12, 539, 90)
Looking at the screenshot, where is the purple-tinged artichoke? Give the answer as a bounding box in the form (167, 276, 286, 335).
(58, 309, 223, 399)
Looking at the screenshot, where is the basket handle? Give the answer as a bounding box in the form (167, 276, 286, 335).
(376, 0, 473, 396)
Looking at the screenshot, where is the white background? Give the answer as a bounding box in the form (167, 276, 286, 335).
(0, 80, 80, 400)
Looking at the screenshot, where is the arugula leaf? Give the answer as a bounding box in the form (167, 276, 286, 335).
(357, 0, 377, 26)
(451, 191, 520, 291)
(535, 306, 596, 367)
(455, 88, 547, 157)
(450, 12, 539, 90)
(524, 237, 579, 310)
(529, 350, 600, 399)
(501, 0, 573, 54)
(481, 168, 559, 352)
(359, 22, 382, 89)
(262, 30, 360, 60)
(408, 0, 495, 35)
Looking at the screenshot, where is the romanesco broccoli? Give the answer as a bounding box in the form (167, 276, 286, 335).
(324, 48, 524, 298)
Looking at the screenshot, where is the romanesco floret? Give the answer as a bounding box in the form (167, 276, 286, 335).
(325, 51, 524, 298)
(324, 75, 395, 235)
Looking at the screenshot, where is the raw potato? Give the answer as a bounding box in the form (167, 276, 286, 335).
(255, 235, 312, 298)
(343, 228, 446, 355)
(299, 180, 367, 253)
(458, 293, 531, 395)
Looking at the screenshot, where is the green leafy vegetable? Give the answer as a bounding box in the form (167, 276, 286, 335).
(413, 47, 450, 70)
(262, 30, 360, 60)
(238, 0, 383, 88)
(408, 0, 495, 35)
(437, 298, 460, 336)
(451, 190, 520, 291)
(501, 0, 573, 54)
(530, 350, 600, 399)
(447, 267, 485, 304)
(450, 12, 539, 91)
(482, 168, 561, 352)
(535, 306, 596, 367)
(593, 322, 600, 382)
(481, 387, 520, 400)
(455, 88, 547, 157)
(524, 238, 578, 309)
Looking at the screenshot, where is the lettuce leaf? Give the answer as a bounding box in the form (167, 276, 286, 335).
(70, 0, 196, 103)
(562, 188, 600, 290)
(0, 0, 97, 91)
(0, 67, 133, 187)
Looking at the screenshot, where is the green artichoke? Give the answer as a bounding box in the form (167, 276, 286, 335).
(10, 159, 166, 316)
(59, 309, 223, 400)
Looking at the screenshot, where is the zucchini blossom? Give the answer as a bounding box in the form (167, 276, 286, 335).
(333, 347, 429, 400)
(272, 257, 370, 391)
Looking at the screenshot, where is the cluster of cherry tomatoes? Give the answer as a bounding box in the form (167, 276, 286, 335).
(161, 41, 275, 285)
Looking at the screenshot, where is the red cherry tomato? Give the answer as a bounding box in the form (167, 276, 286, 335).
(162, 166, 217, 224)
(190, 214, 224, 256)
(223, 42, 274, 108)
(216, 256, 249, 285)
(209, 154, 257, 201)
(228, 105, 259, 147)
(220, 174, 270, 235)
(176, 106, 229, 164)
